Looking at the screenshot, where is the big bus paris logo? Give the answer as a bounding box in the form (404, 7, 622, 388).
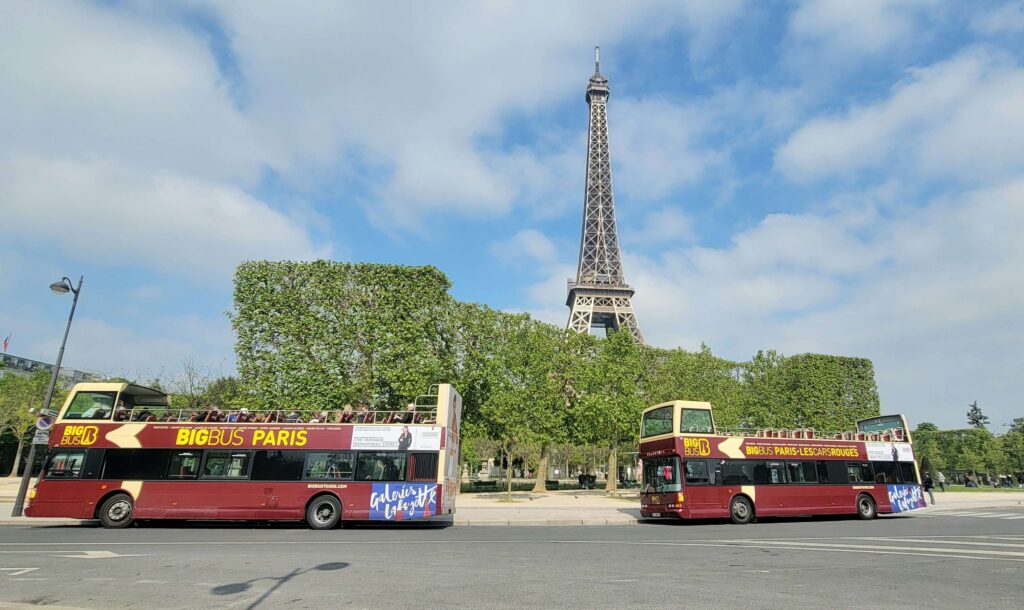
(683, 437, 711, 456)
(60, 425, 98, 446)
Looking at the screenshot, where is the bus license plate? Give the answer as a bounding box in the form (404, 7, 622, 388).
(651, 512, 661, 517)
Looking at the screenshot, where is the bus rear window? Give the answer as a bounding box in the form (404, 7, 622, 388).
(62, 392, 116, 420)
(641, 407, 673, 437)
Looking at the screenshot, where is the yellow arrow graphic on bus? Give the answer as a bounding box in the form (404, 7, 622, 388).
(718, 437, 744, 459)
(105, 424, 144, 448)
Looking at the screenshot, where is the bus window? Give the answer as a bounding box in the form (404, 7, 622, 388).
(643, 456, 680, 492)
(847, 462, 873, 483)
(684, 460, 709, 485)
(872, 461, 900, 483)
(899, 462, 917, 483)
(408, 453, 439, 482)
(766, 462, 785, 484)
(252, 450, 304, 481)
(305, 452, 354, 480)
(46, 451, 86, 478)
(168, 451, 201, 479)
(62, 392, 116, 420)
(202, 451, 252, 479)
(786, 461, 818, 483)
(721, 460, 756, 485)
(641, 407, 673, 437)
(356, 452, 406, 482)
(680, 409, 713, 434)
(102, 449, 169, 480)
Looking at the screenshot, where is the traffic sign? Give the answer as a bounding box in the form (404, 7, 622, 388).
(40, 408, 58, 418)
(35, 416, 55, 431)
(32, 430, 50, 445)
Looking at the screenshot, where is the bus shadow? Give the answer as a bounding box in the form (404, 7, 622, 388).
(633, 513, 916, 526)
(211, 561, 348, 610)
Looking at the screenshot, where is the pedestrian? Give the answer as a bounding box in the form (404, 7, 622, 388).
(923, 473, 936, 506)
(938, 471, 946, 492)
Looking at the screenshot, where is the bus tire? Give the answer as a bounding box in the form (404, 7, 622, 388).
(856, 494, 877, 520)
(98, 493, 135, 529)
(730, 495, 755, 525)
(306, 495, 341, 530)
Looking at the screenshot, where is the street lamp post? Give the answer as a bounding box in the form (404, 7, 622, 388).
(11, 276, 83, 517)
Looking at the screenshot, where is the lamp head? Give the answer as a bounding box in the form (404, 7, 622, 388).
(49, 280, 71, 295)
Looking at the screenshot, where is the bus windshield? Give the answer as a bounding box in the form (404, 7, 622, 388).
(643, 456, 680, 493)
(641, 406, 673, 437)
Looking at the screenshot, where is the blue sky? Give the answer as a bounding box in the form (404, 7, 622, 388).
(3, 1, 1023, 429)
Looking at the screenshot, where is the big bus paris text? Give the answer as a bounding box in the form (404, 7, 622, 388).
(639, 401, 924, 524)
(25, 382, 462, 529)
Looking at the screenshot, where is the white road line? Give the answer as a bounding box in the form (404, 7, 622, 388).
(737, 539, 1024, 557)
(1001, 515, 1024, 519)
(549, 539, 1024, 562)
(855, 537, 1024, 548)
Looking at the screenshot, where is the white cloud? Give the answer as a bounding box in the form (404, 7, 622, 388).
(971, 1, 1024, 35)
(0, 155, 329, 284)
(787, 0, 940, 63)
(625, 207, 695, 245)
(0, 1, 274, 185)
(491, 230, 560, 265)
(613, 98, 722, 201)
(775, 48, 1024, 184)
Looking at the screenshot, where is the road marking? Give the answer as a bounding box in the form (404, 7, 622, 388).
(55, 551, 149, 559)
(1, 568, 39, 577)
(734, 539, 1024, 557)
(857, 537, 1024, 548)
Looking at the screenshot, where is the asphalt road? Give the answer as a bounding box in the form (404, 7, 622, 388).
(1, 509, 1023, 609)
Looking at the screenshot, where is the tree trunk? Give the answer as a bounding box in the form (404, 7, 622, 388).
(505, 448, 513, 501)
(532, 448, 550, 493)
(7, 437, 25, 477)
(605, 441, 618, 492)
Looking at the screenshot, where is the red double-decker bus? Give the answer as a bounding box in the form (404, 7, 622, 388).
(25, 382, 462, 529)
(639, 400, 925, 524)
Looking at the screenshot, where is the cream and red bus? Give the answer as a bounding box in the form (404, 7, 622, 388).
(639, 401, 924, 524)
(25, 382, 462, 529)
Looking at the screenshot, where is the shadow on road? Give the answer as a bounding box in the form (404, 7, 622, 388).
(211, 561, 349, 609)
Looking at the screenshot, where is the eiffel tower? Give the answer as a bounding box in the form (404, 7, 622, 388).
(566, 47, 643, 343)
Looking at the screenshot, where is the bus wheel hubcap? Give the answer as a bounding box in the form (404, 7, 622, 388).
(733, 503, 747, 518)
(110, 501, 130, 520)
(316, 504, 334, 522)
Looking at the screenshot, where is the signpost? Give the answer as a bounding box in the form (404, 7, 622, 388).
(35, 415, 55, 431)
(33, 429, 50, 445)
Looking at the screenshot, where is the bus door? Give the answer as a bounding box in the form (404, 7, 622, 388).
(682, 459, 716, 516)
(755, 461, 791, 516)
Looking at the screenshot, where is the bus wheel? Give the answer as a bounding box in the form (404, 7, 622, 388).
(856, 494, 877, 520)
(98, 493, 135, 529)
(306, 495, 341, 530)
(730, 496, 754, 525)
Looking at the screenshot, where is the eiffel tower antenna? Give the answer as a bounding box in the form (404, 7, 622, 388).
(566, 48, 644, 343)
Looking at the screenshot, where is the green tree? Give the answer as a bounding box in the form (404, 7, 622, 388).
(0, 371, 63, 477)
(915, 422, 939, 432)
(232, 261, 456, 411)
(1007, 417, 1024, 434)
(967, 401, 989, 429)
(570, 330, 651, 492)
